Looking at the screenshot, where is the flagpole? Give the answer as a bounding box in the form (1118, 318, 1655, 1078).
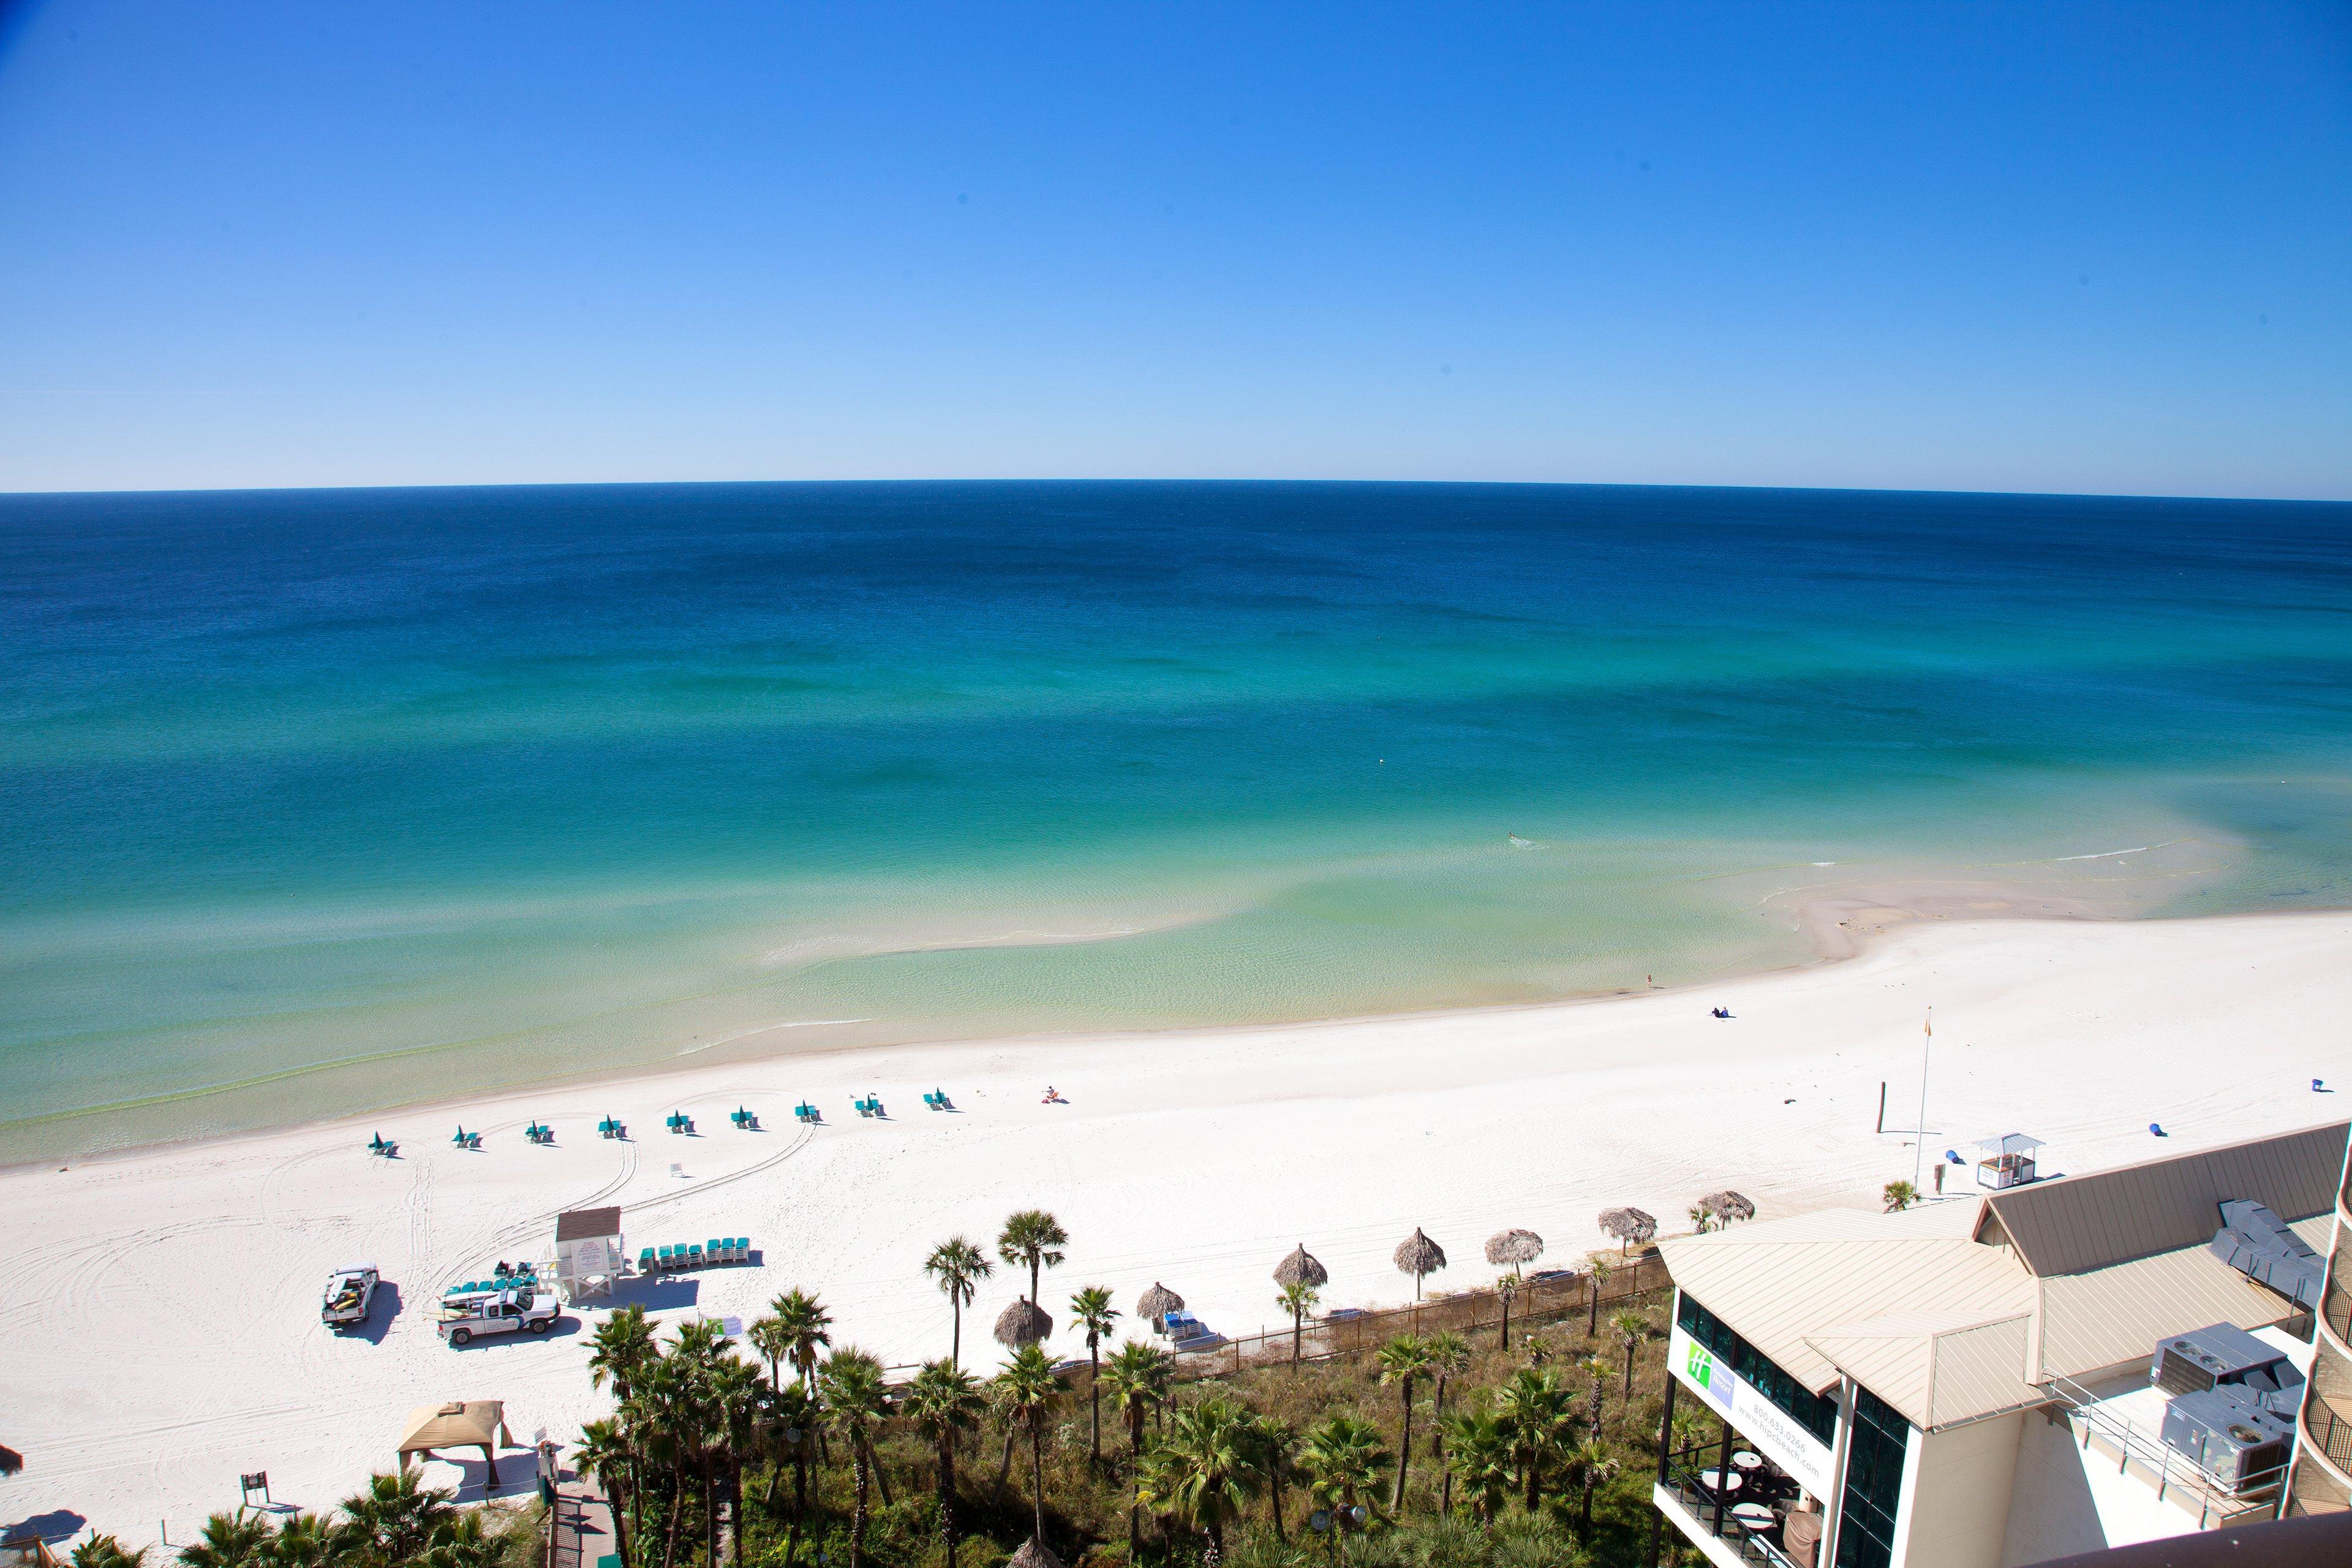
(1914, 1006, 1932, 1192)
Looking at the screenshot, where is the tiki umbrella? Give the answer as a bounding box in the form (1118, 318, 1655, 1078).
(994, 1297, 1053, 1349)
(1483, 1227, 1545, 1273)
(1273, 1244, 1330, 1289)
(0, 1442, 20, 1477)
(1598, 1207, 1657, 1254)
(1008, 1538, 1066, 1568)
(1393, 1228, 1447, 1301)
(1137, 1281, 1185, 1322)
(1700, 1190, 1756, 1227)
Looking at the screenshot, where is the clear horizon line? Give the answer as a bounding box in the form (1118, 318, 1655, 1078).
(5, 473, 2350, 507)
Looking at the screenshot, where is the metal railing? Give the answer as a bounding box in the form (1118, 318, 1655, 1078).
(2305, 1398, 2352, 1476)
(1163, 1253, 1672, 1378)
(2322, 1281, 2352, 1350)
(2044, 1373, 2287, 1529)
(1654, 1444, 1803, 1568)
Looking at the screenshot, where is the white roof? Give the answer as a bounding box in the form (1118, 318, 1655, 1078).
(1660, 1129, 2337, 1432)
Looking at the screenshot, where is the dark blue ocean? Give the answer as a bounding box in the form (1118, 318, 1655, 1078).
(7, 480, 2352, 1155)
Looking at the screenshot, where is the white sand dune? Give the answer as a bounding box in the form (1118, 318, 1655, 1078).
(5, 912, 2349, 1547)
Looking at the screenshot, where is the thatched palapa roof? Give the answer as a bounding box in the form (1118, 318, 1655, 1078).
(1699, 1190, 1755, 1224)
(1136, 1282, 1185, 1319)
(1483, 1227, 1544, 1268)
(1393, 1227, 1447, 1276)
(1008, 1539, 1066, 1568)
(994, 1298, 1053, 1348)
(0, 1442, 21, 1477)
(1273, 1244, 1329, 1289)
(1598, 1207, 1657, 1246)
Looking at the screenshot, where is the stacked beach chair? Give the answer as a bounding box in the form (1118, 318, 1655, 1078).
(636, 1237, 754, 1273)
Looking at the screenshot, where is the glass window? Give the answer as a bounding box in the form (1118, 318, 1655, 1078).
(1834, 1385, 1909, 1568)
(1675, 1292, 1839, 1444)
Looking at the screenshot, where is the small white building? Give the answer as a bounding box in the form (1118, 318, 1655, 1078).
(1649, 1120, 2345, 1568)
(554, 1205, 625, 1302)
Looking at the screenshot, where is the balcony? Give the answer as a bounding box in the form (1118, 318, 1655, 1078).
(1655, 1442, 1819, 1568)
(2306, 1395, 2352, 1478)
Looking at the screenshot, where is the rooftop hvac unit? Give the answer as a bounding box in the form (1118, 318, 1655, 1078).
(2158, 1388, 2293, 1491)
(2149, 1322, 2289, 1398)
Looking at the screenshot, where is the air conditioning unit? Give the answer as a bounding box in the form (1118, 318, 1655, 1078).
(2149, 1323, 2288, 1398)
(2158, 1388, 2293, 1491)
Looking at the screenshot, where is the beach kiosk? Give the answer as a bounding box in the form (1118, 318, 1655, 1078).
(554, 1205, 626, 1302)
(398, 1399, 514, 1488)
(1971, 1131, 2043, 1190)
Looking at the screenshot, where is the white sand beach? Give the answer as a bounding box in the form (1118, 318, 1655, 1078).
(5, 911, 2350, 1548)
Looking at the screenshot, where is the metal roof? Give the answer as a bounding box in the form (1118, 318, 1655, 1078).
(556, 1205, 623, 1242)
(1972, 1120, 2346, 1276)
(1659, 1121, 2349, 1432)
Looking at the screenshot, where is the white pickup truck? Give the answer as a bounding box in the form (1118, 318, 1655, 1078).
(322, 1265, 379, 1329)
(436, 1284, 559, 1346)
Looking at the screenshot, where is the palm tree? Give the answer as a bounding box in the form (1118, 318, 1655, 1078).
(1245, 1413, 1298, 1543)
(1883, 1179, 1918, 1212)
(1494, 1272, 1520, 1351)
(710, 1356, 767, 1568)
(994, 1343, 1069, 1549)
(746, 1316, 793, 1394)
(924, 1237, 995, 1368)
(1277, 1280, 1321, 1366)
(337, 1469, 455, 1567)
(1140, 1395, 1264, 1566)
(818, 1349, 891, 1566)
(1585, 1254, 1613, 1337)
(271, 1518, 336, 1568)
(1610, 1310, 1649, 1400)
(420, 1513, 500, 1568)
(1567, 1439, 1621, 1538)
(1298, 1415, 1388, 1561)
(996, 1210, 1069, 1304)
(1068, 1284, 1119, 1463)
(590, 1305, 660, 1405)
(1099, 1340, 1175, 1559)
(903, 1360, 986, 1568)
(666, 1318, 735, 1568)
(1437, 1409, 1514, 1526)
(178, 1516, 273, 1568)
(622, 1359, 691, 1568)
(576, 1419, 637, 1568)
(72, 1538, 147, 1568)
(1374, 1335, 1433, 1512)
(761, 1381, 815, 1514)
(1581, 1354, 1609, 1442)
(1494, 1368, 1575, 1512)
(1422, 1330, 1471, 1516)
(767, 1289, 834, 1390)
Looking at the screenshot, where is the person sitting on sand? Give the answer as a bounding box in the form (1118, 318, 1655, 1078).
(1042, 1085, 1065, 1104)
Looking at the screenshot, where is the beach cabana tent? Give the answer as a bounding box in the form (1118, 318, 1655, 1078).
(398, 1400, 514, 1487)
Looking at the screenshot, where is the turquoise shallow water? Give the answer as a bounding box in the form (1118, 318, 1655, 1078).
(6, 480, 2352, 1156)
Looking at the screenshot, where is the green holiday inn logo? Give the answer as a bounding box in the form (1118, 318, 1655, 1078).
(1685, 1343, 1716, 1390)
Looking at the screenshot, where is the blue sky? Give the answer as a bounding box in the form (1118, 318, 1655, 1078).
(1, 1, 2346, 497)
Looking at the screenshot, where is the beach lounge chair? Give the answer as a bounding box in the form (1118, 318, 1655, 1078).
(687, 1243, 703, 1266)
(656, 1245, 674, 1268)
(639, 1248, 656, 1273)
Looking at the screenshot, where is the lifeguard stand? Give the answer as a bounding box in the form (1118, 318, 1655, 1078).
(1972, 1132, 2043, 1190)
(555, 1205, 625, 1301)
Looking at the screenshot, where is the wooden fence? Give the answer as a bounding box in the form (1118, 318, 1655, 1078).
(1167, 1251, 1673, 1379)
